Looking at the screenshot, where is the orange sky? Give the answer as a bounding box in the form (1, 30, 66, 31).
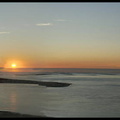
(2, 56, 120, 69)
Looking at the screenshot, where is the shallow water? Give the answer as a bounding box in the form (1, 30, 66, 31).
(0, 68, 120, 117)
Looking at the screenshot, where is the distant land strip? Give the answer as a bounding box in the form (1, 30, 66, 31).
(0, 78, 71, 87)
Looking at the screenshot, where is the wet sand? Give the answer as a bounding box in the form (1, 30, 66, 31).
(0, 111, 47, 118)
(0, 77, 71, 87)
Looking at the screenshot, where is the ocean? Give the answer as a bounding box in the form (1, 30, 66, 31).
(0, 68, 120, 117)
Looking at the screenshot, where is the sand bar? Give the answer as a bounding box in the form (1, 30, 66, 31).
(0, 77, 71, 117)
(0, 78, 71, 87)
(0, 111, 48, 118)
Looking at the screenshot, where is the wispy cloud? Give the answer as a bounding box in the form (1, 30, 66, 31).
(54, 19, 67, 21)
(36, 23, 53, 26)
(0, 32, 10, 34)
(54, 19, 71, 22)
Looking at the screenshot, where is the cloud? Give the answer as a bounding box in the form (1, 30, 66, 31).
(54, 19, 67, 21)
(0, 32, 10, 34)
(36, 23, 53, 26)
(54, 19, 71, 22)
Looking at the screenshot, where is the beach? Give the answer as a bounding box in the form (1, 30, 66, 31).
(0, 111, 46, 118)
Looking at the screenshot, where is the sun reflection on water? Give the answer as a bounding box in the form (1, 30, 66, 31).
(10, 92, 17, 111)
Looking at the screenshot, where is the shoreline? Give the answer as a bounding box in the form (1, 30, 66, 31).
(0, 77, 71, 87)
(0, 111, 48, 118)
(0, 77, 71, 117)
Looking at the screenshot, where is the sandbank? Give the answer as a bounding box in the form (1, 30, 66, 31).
(0, 78, 71, 87)
(0, 111, 47, 118)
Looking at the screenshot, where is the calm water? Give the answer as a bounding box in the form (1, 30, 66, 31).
(0, 68, 120, 117)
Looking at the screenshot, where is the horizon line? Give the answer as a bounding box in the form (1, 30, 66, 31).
(1, 67, 120, 70)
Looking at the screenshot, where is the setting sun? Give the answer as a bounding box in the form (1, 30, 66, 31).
(11, 64, 17, 68)
(4, 59, 25, 68)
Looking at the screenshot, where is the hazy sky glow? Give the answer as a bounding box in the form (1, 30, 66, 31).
(0, 2, 120, 68)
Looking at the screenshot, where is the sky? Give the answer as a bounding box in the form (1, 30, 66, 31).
(0, 2, 120, 68)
